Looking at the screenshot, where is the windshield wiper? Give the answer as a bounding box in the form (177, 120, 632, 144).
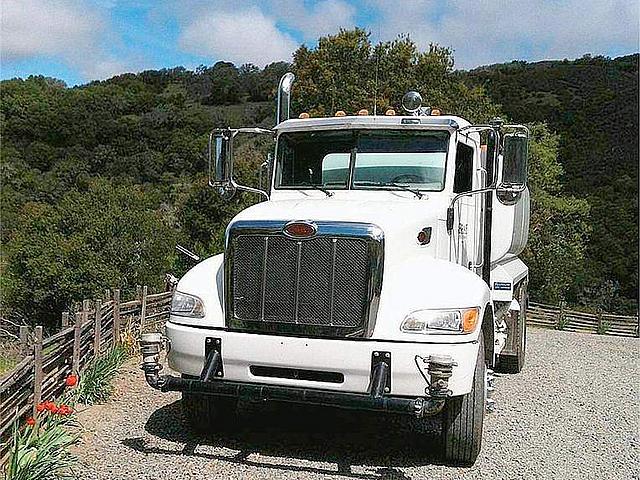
(302, 182, 334, 197)
(355, 181, 423, 199)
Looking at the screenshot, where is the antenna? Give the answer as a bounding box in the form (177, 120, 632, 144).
(373, 20, 381, 116)
(373, 46, 379, 116)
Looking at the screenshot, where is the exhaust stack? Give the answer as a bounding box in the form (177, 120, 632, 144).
(276, 72, 295, 125)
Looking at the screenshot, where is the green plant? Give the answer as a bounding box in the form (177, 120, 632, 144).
(74, 346, 127, 405)
(4, 407, 79, 480)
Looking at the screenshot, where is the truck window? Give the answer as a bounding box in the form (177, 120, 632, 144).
(275, 129, 449, 192)
(453, 143, 474, 193)
(276, 130, 352, 188)
(353, 130, 448, 191)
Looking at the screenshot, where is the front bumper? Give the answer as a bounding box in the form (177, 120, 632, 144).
(165, 321, 479, 397)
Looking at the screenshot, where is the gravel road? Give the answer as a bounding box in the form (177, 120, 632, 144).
(74, 328, 639, 480)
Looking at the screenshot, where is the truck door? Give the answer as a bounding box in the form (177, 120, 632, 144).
(451, 139, 483, 274)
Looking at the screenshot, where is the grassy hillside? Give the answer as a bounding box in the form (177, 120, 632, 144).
(0, 31, 635, 327)
(463, 54, 639, 312)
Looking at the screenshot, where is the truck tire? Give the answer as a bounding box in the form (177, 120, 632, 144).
(441, 336, 486, 466)
(497, 283, 527, 373)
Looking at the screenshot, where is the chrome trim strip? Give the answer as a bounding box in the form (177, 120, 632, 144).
(260, 236, 269, 321)
(329, 238, 337, 326)
(294, 241, 302, 323)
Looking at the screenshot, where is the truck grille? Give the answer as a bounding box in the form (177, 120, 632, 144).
(225, 221, 384, 338)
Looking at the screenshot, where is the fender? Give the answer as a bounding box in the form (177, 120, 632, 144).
(170, 254, 225, 328)
(372, 256, 493, 343)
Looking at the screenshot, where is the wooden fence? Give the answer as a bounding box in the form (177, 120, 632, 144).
(528, 301, 639, 337)
(0, 286, 172, 462)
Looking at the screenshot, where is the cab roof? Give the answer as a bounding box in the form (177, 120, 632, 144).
(275, 114, 472, 133)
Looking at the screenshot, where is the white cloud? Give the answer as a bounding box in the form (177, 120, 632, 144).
(369, 0, 640, 69)
(1, 0, 150, 81)
(179, 7, 298, 67)
(273, 0, 357, 40)
(1, 0, 102, 60)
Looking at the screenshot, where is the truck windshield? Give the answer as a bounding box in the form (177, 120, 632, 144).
(275, 129, 449, 192)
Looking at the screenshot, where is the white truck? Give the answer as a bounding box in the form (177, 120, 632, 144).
(140, 73, 530, 465)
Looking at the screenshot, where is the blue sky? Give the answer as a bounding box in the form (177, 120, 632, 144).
(2, 0, 638, 86)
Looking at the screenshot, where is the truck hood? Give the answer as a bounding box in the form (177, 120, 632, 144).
(230, 195, 450, 262)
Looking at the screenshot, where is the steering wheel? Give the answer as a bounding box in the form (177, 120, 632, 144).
(391, 174, 422, 183)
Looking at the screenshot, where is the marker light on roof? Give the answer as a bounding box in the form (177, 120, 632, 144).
(358, 109, 369, 116)
(335, 110, 346, 117)
(402, 91, 422, 113)
(431, 108, 441, 116)
(385, 109, 396, 116)
(298, 112, 310, 119)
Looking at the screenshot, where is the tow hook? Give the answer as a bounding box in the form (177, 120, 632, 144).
(140, 332, 167, 390)
(412, 354, 456, 417)
(427, 354, 456, 398)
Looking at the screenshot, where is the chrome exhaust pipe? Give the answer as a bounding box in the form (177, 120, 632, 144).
(276, 72, 295, 125)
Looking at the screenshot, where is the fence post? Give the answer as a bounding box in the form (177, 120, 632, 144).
(19, 325, 29, 357)
(557, 300, 566, 329)
(140, 285, 148, 332)
(94, 298, 102, 357)
(61, 311, 70, 328)
(596, 311, 604, 334)
(33, 326, 43, 416)
(104, 289, 111, 302)
(112, 289, 121, 346)
(71, 300, 89, 375)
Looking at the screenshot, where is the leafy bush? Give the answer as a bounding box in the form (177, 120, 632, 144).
(74, 346, 127, 405)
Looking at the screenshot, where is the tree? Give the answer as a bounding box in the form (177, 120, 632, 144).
(292, 29, 499, 121)
(3, 180, 177, 327)
(522, 124, 591, 303)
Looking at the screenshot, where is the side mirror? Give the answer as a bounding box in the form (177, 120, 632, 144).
(501, 132, 528, 189)
(208, 127, 273, 201)
(209, 129, 235, 197)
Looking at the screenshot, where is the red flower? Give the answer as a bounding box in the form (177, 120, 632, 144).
(26, 417, 35, 426)
(65, 374, 78, 387)
(44, 401, 57, 412)
(36, 403, 46, 413)
(57, 405, 73, 416)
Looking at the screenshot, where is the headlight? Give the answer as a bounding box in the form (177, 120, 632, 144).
(171, 291, 205, 318)
(401, 307, 479, 334)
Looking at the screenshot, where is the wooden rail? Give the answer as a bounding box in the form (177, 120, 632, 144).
(0, 286, 172, 462)
(528, 301, 639, 337)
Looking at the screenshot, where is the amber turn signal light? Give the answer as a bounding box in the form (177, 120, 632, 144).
(462, 308, 479, 333)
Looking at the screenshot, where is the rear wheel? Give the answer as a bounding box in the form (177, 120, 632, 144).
(497, 283, 527, 373)
(441, 336, 486, 466)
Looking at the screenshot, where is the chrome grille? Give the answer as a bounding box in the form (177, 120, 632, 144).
(225, 220, 384, 338)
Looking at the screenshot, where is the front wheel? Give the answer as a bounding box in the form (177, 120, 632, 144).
(441, 336, 486, 466)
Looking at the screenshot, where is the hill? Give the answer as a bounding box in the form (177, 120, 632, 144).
(462, 54, 639, 312)
(0, 31, 634, 326)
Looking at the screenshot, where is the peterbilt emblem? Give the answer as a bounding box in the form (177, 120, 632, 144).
(283, 220, 317, 238)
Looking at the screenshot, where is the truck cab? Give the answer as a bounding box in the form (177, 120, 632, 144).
(140, 73, 530, 466)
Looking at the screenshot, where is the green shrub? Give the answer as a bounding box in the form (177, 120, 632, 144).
(74, 346, 127, 405)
